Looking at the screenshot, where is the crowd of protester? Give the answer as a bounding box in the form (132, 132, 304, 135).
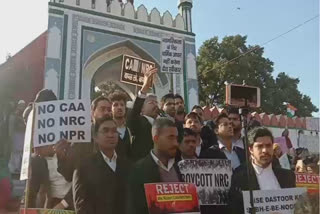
(0, 68, 319, 214)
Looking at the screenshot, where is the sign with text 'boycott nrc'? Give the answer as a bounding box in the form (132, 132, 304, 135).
(242, 188, 307, 214)
(33, 100, 91, 147)
(178, 159, 232, 205)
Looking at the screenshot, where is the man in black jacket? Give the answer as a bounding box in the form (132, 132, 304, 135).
(109, 91, 132, 159)
(73, 117, 130, 214)
(56, 96, 112, 182)
(214, 113, 246, 170)
(127, 117, 183, 214)
(229, 127, 296, 214)
(128, 68, 159, 162)
(184, 112, 219, 157)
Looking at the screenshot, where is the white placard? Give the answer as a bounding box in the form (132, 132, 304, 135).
(279, 154, 291, 170)
(33, 99, 91, 148)
(178, 159, 232, 205)
(20, 110, 34, 180)
(161, 36, 184, 73)
(242, 188, 307, 214)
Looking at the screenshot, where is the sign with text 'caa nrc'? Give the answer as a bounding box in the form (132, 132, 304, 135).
(120, 55, 155, 86)
(33, 100, 91, 147)
(242, 188, 306, 214)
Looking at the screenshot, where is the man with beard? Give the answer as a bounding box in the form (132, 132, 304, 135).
(128, 68, 160, 161)
(174, 94, 186, 123)
(228, 108, 244, 149)
(109, 92, 131, 159)
(159, 93, 176, 119)
(127, 117, 183, 214)
(214, 113, 245, 170)
(229, 127, 296, 214)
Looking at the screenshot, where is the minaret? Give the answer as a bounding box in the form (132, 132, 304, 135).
(177, 0, 193, 32)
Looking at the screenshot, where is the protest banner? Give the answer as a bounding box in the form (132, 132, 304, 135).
(279, 154, 291, 170)
(274, 137, 289, 154)
(33, 99, 91, 147)
(20, 109, 35, 181)
(20, 208, 75, 214)
(242, 188, 307, 214)
(178, 159, 232, 205)
(161, 36, 184, 73)
(144, 182, 200, 214)
(296, 173, 320, 193)
(120, 55, 155, 86)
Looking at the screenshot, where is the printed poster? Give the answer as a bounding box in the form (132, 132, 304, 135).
(33, 99, 91, 147)
(144, 182, 200, 214)
(242, 188, 307, 214)
(178, 159, 232, 205)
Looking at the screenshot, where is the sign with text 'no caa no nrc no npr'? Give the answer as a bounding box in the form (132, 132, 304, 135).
(121, 55, 155, 87)
(33, 100, 91, 148)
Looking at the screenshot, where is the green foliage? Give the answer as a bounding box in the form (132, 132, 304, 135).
(197, 35, 318, 117)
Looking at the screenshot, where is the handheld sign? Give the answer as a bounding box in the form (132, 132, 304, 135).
(296, 173, 320, 193)
(33, 99, 91, 147)
(144, 182, 200, 214)
(274, 137, 289, 154)
(161, 36, 184, 73)
(178, 159, 232, 205)
(120, 55, 155, 86)
(279, 154, 291, 170)
(242, 188, 307, 214)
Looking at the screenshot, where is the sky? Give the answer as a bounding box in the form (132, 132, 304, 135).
(0, 0, 319, 116)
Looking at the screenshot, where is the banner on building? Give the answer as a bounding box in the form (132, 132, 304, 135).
(120, 55, 155, 86)
(161, 36, 184, 73)
(296, 173, 319, 193)
(178, 159, 232, 205)
(144, 182, 200, 214)
(242, 188, 307, 214)
(33, 100, 91, 148)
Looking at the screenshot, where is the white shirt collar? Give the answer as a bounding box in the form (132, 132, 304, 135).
(143, 115, 155, 125)
(100, 151, 117, 162)
(117, 127, 126, 139)
(100, 151, 117, 172)
(252, 162, 272, 175)
(252, 162, 281, 190)
(150, 150, 175, 172)
(218, 139, 235, 151)
(232, 137, 244, 149)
